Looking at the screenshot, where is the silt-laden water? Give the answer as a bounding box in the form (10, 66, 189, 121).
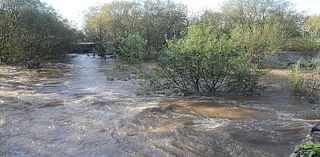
(0, 54, 319, 157)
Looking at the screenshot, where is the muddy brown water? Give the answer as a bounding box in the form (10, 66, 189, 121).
(0, 54, 319, 157)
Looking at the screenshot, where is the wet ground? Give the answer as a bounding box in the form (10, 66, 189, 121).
(0, 54, 319, 157)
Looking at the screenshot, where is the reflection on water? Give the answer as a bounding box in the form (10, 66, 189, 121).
(0, 54, 319, 157)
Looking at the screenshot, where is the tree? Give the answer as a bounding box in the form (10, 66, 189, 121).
(217, 0, 306, 64)
(84, 5, 111, 55)
(84, 0, 142, 54)
(83, 0, 188, 57)
(118, 34, 147, 63)
(140, 0, 188, 51)
(0, 0, 79, 67)
(230, 23, 281, 66)
(222, 0, 304, 38)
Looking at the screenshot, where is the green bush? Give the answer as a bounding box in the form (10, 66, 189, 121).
(227, 54, 264, 94)
(305, 59, 320, 97)
(288, 60, 320, 97)
(149, 25, 263, 94)
(118, 34, 148, 64)
(288, 60, 304, 96)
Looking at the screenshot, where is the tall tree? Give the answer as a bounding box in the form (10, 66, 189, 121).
(221, 0, 304, 62)
(222, 0, 304, 36)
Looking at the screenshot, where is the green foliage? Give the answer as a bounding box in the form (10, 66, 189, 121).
(118, 34, 147, 63)
(141, 0, 188, 51)
(296, 144, 320, 157)
(218, 0, 307, 57)
(83, 0, 318, 63)
(281, 38, 320, 53)
(220, 0, 304, 67)
(0, 0, 79, 67)
(288, 60, 304, 96)
(199, 10, 224, 26)
(222, 0, 304, 38)
(151, 25, 263, 94)
(84, 1, 139, 52)
(81, 0, 319, 97)
(137, 68, 168, 92)
(227, 54, 264, 93)
(288, 60, 320, 97)
(304, 15, 320, 39)
(84, 0, 188, 58)
(304, 59, 320, 97)
(230, 23, 281, 66)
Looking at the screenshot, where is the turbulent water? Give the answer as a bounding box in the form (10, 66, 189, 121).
(0, 54, 319, 157)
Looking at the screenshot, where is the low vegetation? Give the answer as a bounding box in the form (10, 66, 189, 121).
(288, 60, 320, 97)
(295, 144, 320, 157)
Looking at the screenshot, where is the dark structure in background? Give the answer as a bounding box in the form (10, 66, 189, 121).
(72, 42, 95, 53)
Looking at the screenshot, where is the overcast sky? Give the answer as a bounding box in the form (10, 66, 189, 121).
(40, 0, 320, 28)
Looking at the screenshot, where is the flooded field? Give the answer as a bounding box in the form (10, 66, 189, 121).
(0, 54, 319, 157)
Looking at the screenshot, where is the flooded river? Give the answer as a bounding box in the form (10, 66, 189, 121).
(0, 54, 319, 157)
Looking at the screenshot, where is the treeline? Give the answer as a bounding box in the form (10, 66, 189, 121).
(0, 0, 80, 67)
(84, 0, 320, 58)
(84, 0, 188, 58)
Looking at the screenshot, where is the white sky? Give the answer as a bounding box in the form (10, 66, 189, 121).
(40, 0, 320, 29)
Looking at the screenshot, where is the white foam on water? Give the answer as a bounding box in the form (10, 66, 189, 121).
(81, 87, 98, 92)
(193, 118, 230, 130)
(0, 119, 5, 126)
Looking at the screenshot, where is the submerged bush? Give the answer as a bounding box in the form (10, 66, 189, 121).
(288, 60, 320, 97)
(148, 25, 263, 94)
(227, 54, 264, 94)
(304, 60, 320, 97)
(288, 60, 304, 96)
